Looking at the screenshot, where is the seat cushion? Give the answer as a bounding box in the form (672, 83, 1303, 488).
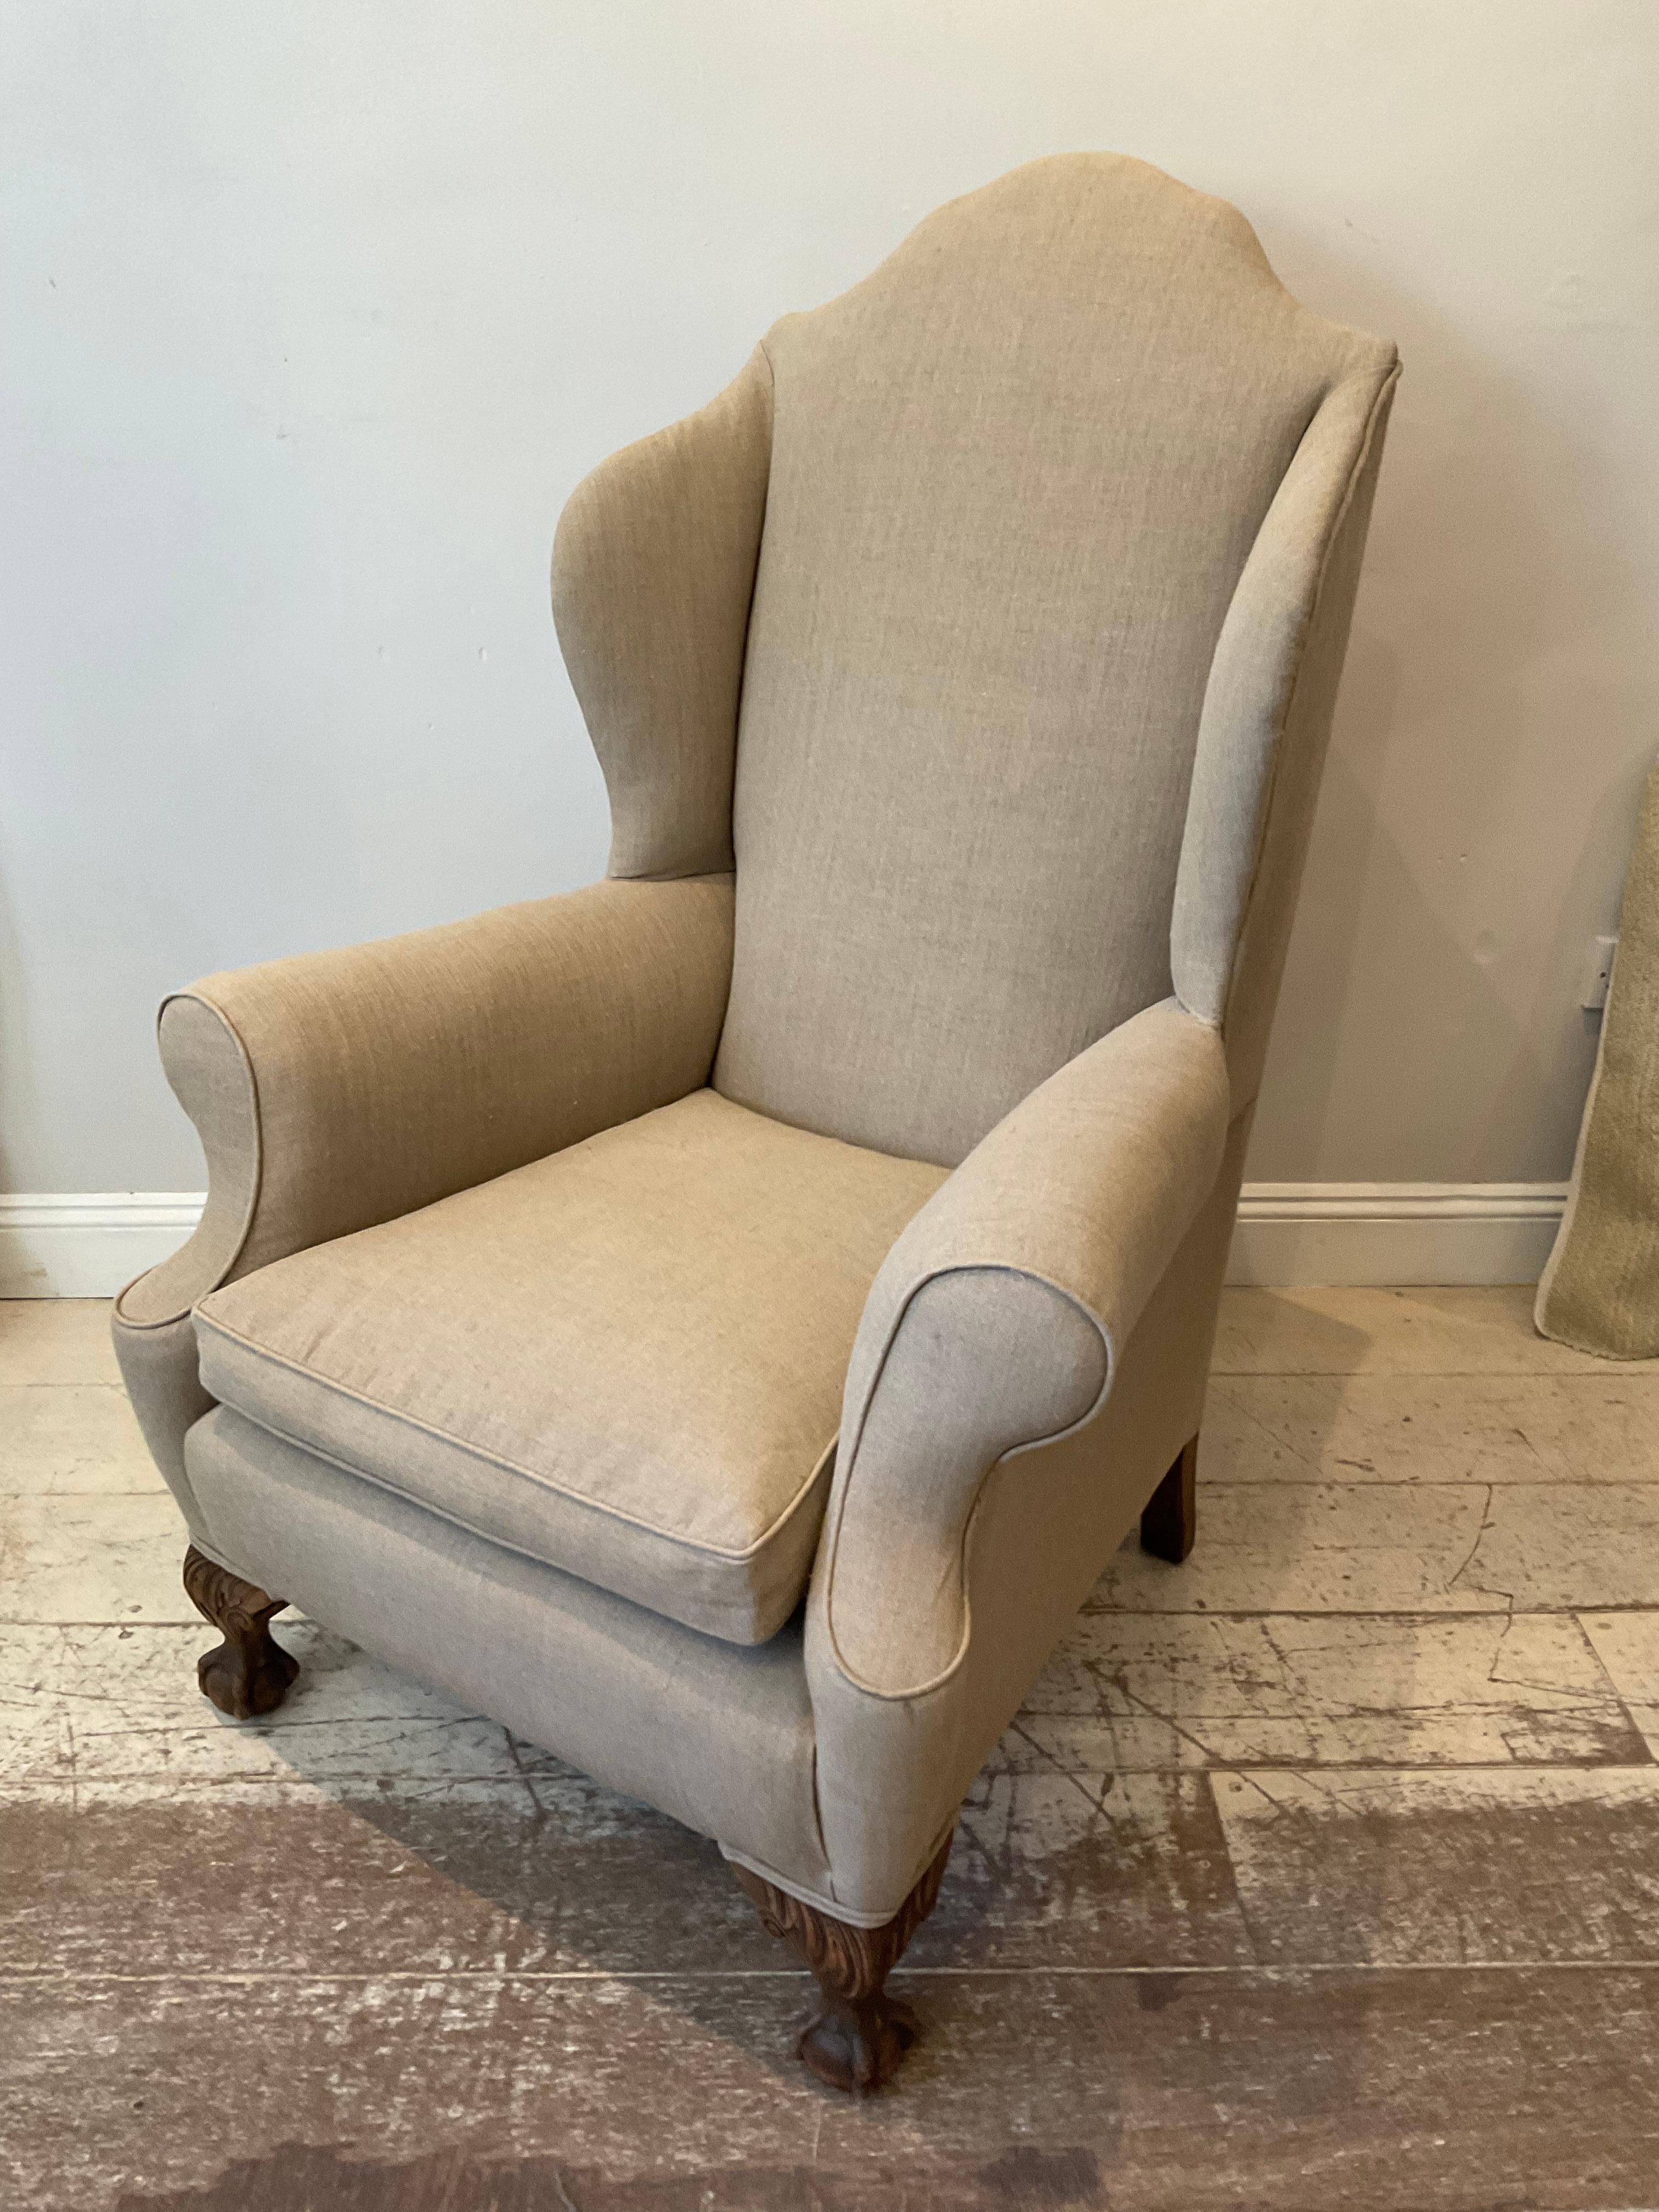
(193, 1090, 946, 1644)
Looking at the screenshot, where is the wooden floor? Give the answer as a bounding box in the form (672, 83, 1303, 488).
(3, 1289, 1658, 2210)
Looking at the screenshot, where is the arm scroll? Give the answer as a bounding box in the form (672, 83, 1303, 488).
(112, 876, 733, 1503)
(119, 874, 733, 1329)
(804, 996, 1232, 1921)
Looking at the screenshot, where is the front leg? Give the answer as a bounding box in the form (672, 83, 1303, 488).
(183, 1544, 299, 1719)
(733, 1829, 952, 2094)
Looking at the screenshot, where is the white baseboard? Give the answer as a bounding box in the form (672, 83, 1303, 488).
(0, 1183, 1568, 1299)
(0, 1193, 206, 1299)
(1227, 1182, 1567, 1288)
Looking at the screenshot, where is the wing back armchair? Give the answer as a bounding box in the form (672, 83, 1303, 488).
(113, 154, 1397, 2093)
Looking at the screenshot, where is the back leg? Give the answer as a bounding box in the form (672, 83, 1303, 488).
(1140, 1434, 1198, 1563)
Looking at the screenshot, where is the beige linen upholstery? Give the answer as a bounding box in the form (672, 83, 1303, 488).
(553, 349, 774, 882)
(792, 1102, 1255, 1923)
(773, 1000, 1231, 1918)
(194, 1091, 945, 1643)
(123, 877, 733, 1317)
(185, 1408, 828, 1889)
(111, 877, 733, 1525)
(821, 998, 1230, 1696)
(715, 155, 1394, 1167)
(1173, 364, 1400, 1103)
(114, 153, 1396, 1952)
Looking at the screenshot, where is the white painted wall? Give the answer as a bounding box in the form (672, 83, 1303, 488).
(4, 1, 1656, 1204)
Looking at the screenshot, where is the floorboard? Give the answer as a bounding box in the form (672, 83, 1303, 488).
(4, 1967, 1656, 2210)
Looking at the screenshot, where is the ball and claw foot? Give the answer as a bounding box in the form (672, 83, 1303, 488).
(733, 1827, 953, 2095)
(796, 1987, 922, 2095)
(183, 1543, 298, 1719)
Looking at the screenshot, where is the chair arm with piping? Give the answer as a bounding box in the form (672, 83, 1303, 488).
(116, 873, 734, 1331)
(810, 996, 1231, 1705)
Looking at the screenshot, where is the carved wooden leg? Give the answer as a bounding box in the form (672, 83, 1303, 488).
(1141, 1433, 1199, 1562)
(733, 1829, 952, 2094)
(183, 1543, 298, 1719)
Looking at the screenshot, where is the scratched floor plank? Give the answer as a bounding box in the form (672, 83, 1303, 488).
(1205, 1369, 1659, 1483)
(4, 1966, 1657, 2212)
(0, 1298, 122, 1385)
(0, 1383, 161, 1497)
(1461, 1483, 1659, 1609)
(0, 1619, 528, 1787)
(1093, 1479, 1659, 1614)
(1015, 1609, 1649, 1767)
(1579, 1611, 1659, 1757)
(1212, 1284, 1659, 1376)
(0, 1490, 191, 1622)
(1214, 1764, 1659, 1964)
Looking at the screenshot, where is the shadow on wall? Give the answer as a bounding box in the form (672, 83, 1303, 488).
(1247, 245, 1649, 1185)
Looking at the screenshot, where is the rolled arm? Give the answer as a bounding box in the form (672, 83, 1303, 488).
(813, 996, 1232, 1702)
(117, 873, 734, 1331)
(780, 996, 1230, 1922)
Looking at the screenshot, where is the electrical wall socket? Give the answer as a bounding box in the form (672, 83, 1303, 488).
(1580, 934, 1618, 1012)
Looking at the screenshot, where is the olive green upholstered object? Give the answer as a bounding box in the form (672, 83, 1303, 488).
(112, 153, 1397, 2095)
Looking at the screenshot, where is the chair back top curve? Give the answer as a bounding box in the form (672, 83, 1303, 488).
(708, 153, 1394, 1166)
